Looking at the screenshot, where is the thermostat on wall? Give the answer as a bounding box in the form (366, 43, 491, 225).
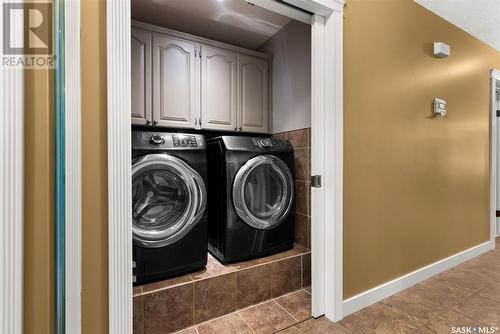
(434, 98, 447, 117)
(434, 42, 450, 58)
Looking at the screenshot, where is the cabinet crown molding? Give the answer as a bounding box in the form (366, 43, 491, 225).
(132, 20, 272, 61)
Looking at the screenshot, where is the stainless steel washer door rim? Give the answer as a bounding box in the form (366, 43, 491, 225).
(232, 155, 294, 230)
(132, 154, 206, 248)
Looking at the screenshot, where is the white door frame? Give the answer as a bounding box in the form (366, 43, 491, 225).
(490, 68, 500, 240)
(64, 0, 83, 332)
(105, 1, 345, 332)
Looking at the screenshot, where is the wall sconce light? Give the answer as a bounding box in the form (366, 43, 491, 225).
(434, 42, 450, 58)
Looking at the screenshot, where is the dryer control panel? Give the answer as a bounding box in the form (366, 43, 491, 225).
(252, 138, 292, 151)
(132, 131, 206, 150)
(217, 136, 292, 152)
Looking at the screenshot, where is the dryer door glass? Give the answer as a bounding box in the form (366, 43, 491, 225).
(233, 155, 294, 229)
(132, 154, 206, 248)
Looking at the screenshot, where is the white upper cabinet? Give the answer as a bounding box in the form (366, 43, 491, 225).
(238, 54, 269, 133)
(152, 34, 198, 128)
(201, 46, 237, 131)
(131, 28, 152, 125)
(132, 23, 270, 133)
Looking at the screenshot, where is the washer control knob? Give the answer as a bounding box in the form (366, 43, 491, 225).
(150, 134, 165, 145)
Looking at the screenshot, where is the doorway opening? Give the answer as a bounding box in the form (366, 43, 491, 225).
(130, 2, 313, 331)
(105, 0, 344, 332)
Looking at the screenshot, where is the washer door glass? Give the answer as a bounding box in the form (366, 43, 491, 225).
(132, 154, 206, 248)
(233, 155, 294, 229)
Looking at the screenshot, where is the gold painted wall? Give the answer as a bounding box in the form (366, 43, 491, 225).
(24, 69, 55, 333)
(81, 0, 109, 333)
(343, 0, 500, 298)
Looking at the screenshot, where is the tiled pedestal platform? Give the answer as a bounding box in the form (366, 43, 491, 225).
(133, 244, 311, 334)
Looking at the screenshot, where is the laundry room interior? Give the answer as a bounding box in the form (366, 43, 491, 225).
(130, 0, 313, 333)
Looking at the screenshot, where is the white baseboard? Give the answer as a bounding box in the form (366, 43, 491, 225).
(342, 240, 493, 317)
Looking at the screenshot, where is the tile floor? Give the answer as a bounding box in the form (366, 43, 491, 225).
(177, 238, 499, 333)
(174, 289, 311, 334)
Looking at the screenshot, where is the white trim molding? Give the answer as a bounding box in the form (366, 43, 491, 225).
(107, 1, 133, 333)
(0, 6, 24, 334)
(343, 241, 492, 316)
(286, 0, 344, 16)
(324, 8, 344, 322)
(310, 2, 344, 322)
(65, 0, 82, 332)
(310, 13, 326, 319)
(491, 68, 500, 242)
(249, 0, 312, 24)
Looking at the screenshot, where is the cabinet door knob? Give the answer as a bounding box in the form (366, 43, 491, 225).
(153, 120, 158, 126)
(145, 120, 151, 125)
(239, 127, 242, 131)
(234, 127, 238, 131)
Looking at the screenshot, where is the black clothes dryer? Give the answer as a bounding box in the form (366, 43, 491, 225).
(132, 130, 207, 285)
(207, 136, 295, 263)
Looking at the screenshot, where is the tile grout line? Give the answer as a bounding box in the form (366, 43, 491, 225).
(275, 288, 307, 300)
(300, 254, 303, 288)
(140, 295, 144, 334)
(192, 282, 196, 327)
(134, 279, 195, 297)
(473, 282, 500, 305)
(432, 275, 484, 296)
(237, 311, 257, 334)
(272, 299, 299, 323)
(275, 316, 313, 334)
(195, 312, 245, 332)
(233, 273, 237, 314)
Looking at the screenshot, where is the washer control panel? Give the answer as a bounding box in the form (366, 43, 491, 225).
(173, 135, 198, 148)
(132, 131, 206, 150)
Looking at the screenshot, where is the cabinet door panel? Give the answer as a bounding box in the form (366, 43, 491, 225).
(239, 55, 268, 133)
(201, 46, 237, 131)
(131, 28, 152, 125)
(153, 34, 197, 128)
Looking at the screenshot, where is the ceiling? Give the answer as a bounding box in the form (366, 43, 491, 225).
(415, 0, 500, 52)
(132, 0, 293, 50)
